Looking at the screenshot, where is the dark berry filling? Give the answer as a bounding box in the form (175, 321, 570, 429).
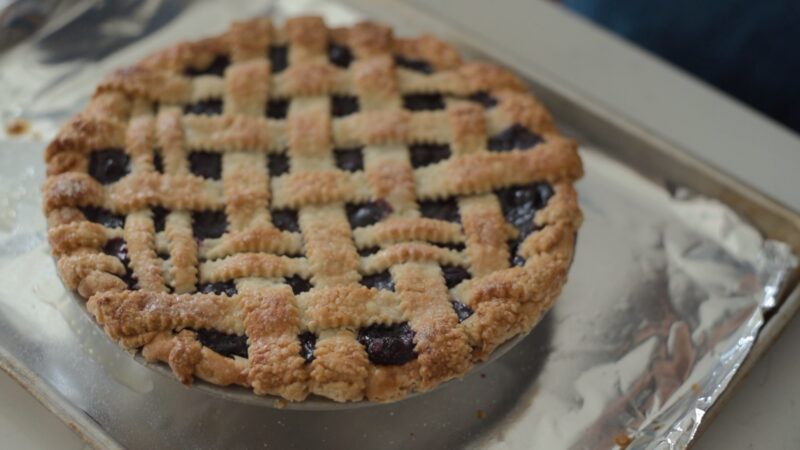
(419, 198, 460, 223)
(439, 242, 466, 252)
(467, 91, 498, 108)
(358, 246, 380, 257)
(357, 323, 417, 365)
(271, 209, 299, 232)
(451, 300, 474, 322)
(346, 200, 392, 228)
(328, 43, 353, 68)
(286, 275, 312, 295)
(81, 206, 125, 228)
(488, 124, 543, 152)
(510, 249, 526, 267)
(188, 151, 222, 180)
(103, 238, 137, 289)
(197, 281, 238, 296)
(191, 211, 228, 239)
(89, 149, 129, 184)
(442, 265, 471, 289)
(409, 143, 451, 168)
(153, 150, 164, 173)
(496, 183, 554, 240)
(334, 148, 364, 172)
(360, 271, 394, 291)
(196, 329, 248, 358)
(151, 206, 169, 232)
(267, 153, 289, 176)
(185, 55, 230, 77)
(269, 46, 288, 73)
(403, 94, 445, 111)
(331, 95, 359, 117)
(266, 99, 289, 119)
(298, 332, 317, 363)
(395, 55, 433, 74)
(103, 237, 129, 264)
(183, 99, 222, 116)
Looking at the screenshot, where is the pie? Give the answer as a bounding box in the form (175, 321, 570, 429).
(42, 16, 583, 403)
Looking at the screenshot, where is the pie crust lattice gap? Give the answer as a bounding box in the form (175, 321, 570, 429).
(43, 16, 583, 403)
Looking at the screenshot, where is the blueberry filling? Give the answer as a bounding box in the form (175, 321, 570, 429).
(191, 211, 228, 239)
(358, 246, 380, 257)
(451, 300, 474, 322)
(395, 55, 433, 74)
(188, 151, 222, 179)
(409, 143, 451, 168)
(331, 95, 359, 117)
(488, 124, 543, 152)
(439, 242, 466, 252)
(496, 182, 554, 240)
(328, 43, 353, 68)
(266, 99, 289, 119)
(334, 148, 364, 172)
(153, 151, 164, 173)
(360, 271, 394, 291)
(269, 46, 288, 73)
(151, 206, 169, 232)
(103, 237, 129, 264)
(185, 55, 230, 77)
(403, 94, 445, 111)
(197, 281, 238, 296)
(509, 249, 526, 267)
(196, 329, 248, 358)
(442, 265, 471, 288)
(286, 275, 312, 295)
(89, 149, 129, 184)
(419, 198, 460, 223)
(467, 91, 498, 108)
(346, 200, 392, 228)
(267, 153, 289, 176)
(81, 206, 125, 228)
(103, 238, 137, 289)
(271, 209, 299, 232)
(298, 332, 317, 363)
(357, 323, 417, 365)
(183, 99, 222, 116)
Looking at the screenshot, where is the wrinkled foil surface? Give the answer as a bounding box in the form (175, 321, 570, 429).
(0, 0, 796, 448)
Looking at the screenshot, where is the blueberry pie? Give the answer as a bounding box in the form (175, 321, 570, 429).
(42, 16, 582, 403)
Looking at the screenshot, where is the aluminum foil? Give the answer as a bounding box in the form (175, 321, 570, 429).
(0, 0, 796, 448)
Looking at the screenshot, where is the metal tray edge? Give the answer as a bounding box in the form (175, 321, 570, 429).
(0, 346, 122, 450)
(0, 0, 798, 447)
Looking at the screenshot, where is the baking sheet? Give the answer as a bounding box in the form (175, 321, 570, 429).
(0, 0, 797, 448)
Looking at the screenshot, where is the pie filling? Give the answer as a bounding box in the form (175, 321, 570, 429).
(334, 148, 364, 172)
(102, 238, 137, 289)
(357, 323, 417, 365)
(197, 281, 237, 296)
(89, 149, 129, 184)
(195, 329, 248, 358)
(183, 99, 222, 116)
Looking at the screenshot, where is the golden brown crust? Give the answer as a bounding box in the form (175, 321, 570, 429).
(43, 16, 583, 403)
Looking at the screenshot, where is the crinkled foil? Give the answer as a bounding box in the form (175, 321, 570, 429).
(0, 0, 796, 449)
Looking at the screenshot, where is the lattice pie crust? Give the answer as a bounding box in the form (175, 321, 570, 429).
(43, 16, 582, 403)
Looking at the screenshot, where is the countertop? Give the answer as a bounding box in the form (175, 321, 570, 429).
(2, 1, 799, 448)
